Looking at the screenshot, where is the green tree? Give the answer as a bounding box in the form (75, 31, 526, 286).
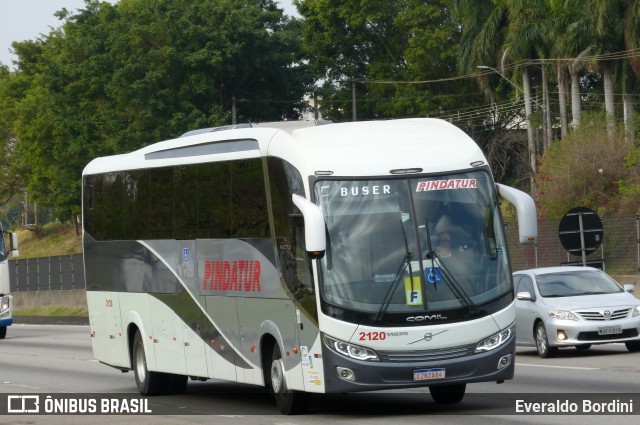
(589, 0, 640, 141)
(9, 0, 310, 224)
(0, 66, 25, 210)
(536, 113, 637, 218)
(297, 0, 476, 121)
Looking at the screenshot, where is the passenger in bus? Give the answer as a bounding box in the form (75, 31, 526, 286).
(432, 215, 478, 278)
(433, 216, 470, 256)
(436, 231, 453, 258)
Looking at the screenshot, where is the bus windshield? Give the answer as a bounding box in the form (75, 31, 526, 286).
(314, 170, 511, 320)
(0, 228, 6, 262)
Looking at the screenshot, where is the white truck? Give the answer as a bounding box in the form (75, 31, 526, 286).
(0, 225, 19, 339)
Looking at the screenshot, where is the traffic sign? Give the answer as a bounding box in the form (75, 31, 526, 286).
(558, 207, 603, 265)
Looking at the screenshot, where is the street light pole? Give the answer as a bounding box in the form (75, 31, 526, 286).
(477, 65, 524, 96)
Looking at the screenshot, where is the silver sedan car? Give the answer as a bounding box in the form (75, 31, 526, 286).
(513, 266, 640, 358)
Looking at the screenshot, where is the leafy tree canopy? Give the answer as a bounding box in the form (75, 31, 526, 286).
(536, 113, 640, 219)
(6, 0, 311, 221)
(296, 0, 480, 121)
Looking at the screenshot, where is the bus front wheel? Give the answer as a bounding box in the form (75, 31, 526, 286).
(429, 384, 466, 404)
(270, 344, 309, 415)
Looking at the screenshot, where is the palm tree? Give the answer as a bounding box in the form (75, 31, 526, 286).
(590, 0, 640, 140)
(452, 0, 545, 193)
(501, 0, 556, 192)
(548, 0, 592, 135)
(451, 0, 508, 99)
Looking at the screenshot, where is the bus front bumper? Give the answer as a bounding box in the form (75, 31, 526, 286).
(321, 337, 515, 393)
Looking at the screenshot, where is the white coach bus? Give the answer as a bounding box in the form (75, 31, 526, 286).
(82, 119, 537, 414)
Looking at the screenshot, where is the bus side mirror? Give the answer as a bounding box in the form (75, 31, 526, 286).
(496, 183, 537, 245)
(10, 232, 19, 258)
(292, 194, 326, 258)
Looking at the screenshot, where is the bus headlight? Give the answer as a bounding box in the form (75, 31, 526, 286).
(323, 335, 379, 361)
(1, 296, 9, 314)
(475, 325, 514, 353)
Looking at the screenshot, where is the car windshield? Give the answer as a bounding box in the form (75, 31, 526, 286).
(314, 170, 511, 316)
(535, 270, 624, 297)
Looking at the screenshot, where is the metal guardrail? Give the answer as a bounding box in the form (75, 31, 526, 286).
(9, 254, 85, 292)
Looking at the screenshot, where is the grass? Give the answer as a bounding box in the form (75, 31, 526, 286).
(13, 306, 88, 317)
(15, 222, 82, 259)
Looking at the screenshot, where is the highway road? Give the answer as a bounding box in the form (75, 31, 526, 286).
(1, 324, 639, 424)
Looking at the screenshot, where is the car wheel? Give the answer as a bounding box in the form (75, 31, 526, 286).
(625, 341, 640, 352)
(575, 344, 591, 351)
(535, 322, 557, 358)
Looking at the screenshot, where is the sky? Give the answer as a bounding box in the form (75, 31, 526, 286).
(0, 0, 298, 70)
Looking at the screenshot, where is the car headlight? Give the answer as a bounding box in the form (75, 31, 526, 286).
(323, 335, 379, 361)
(548, 310, 578, 321)
(633, 305, 640, 317)
(475, 325, 514, 353)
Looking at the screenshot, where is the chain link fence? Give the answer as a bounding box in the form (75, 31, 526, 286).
(9, 254, 85, 292)
(508, 214, 639, 274)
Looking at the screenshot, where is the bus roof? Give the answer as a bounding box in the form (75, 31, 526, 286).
(83, 118, 488, 178)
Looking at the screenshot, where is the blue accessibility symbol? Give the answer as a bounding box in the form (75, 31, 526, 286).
(425, 267, 443, 284)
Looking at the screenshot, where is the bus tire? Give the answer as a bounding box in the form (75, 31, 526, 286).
(132, 330, 165, 395)
(165, 373, 188, 394)
(0, 326, 6, 339)
(270, 344, 309, 415)
(429, 383, 466, 404)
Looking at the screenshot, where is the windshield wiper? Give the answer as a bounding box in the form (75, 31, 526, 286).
(427, 249, 476, 310)
(420, 222, 474, 311)
(375, 251, 413, 322)
(375, 213, 414, 322)
(422, 218, 476, 310)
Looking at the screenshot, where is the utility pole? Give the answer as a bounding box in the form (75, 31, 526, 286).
(232, 96, 237, 124)
(352, 80, 357, 122)
(313, 92, 319, 120)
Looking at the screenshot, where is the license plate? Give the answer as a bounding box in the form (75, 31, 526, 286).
(597, 326, 622, 335)
(413, 368, 445, 381)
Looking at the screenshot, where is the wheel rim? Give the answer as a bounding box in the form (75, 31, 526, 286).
(135, 343, 147, 383)
(536, 325, 548, 354)
(271, 358, 285, 394)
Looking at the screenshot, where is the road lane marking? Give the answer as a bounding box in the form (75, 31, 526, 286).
(516, 363, 599, 370)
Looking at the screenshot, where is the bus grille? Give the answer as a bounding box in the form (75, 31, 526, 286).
(377, 344, 476, 362)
